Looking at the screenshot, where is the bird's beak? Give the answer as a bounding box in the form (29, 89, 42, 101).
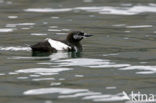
(84, 33, 93, 37)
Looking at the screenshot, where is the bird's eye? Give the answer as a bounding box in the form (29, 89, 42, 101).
(81, 33, 84, 36)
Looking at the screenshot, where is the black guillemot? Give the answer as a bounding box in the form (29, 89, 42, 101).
(31, 31, 93, 53)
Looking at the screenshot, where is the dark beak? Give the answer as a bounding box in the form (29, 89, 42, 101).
(84, 33, 93, 37)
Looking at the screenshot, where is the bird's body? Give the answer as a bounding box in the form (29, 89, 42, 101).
(31, 31, 92, 54)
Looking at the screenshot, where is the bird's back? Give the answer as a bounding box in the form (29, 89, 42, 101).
(31, 38, 70, 53)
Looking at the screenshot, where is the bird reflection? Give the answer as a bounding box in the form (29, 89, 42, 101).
(32, 51, 81, 60)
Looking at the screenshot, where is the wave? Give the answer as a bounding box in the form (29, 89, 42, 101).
(55, 58, 130, 68)
(15, 67, 72, 76)
(24, 8, 72, 13)
(0, 46, 31, 51)
(0, 28, 14, 32)
(23, 87, 130, 102)
(25, 5, 156, 15)
(119, 66, 156, 74)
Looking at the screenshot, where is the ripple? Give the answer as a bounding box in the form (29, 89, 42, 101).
(83, 92, 129, 102)
(39, 57, 156, 75)
(48, 29, 62, 32)
(121, 3, 132, 7)
(24, 5, 156, 15)
(0, 73, 5, 76)
(83, 0, 93, 3)
(24, 87, 88, 95)
(23, 87, 129, 102)
(21, 27, 31, 30)
(75, 74, 84, 78)
(103, 53, 119, 56)
(0, 46, 31, 51)
(75, 5, 156, 15)
(56, 58, 130, 68)
(56, 33, 67, 35)
(57, 58, 109, 66)
(51, 16, 59, 19)
(5, 24, 16, 28)
(32, 78, 55, 81)
(15, 68, 72, 76)
(59, 92, 101, 98)
(5, 23, 35, 28)
(9, 56, 49, 60)
(24, 8, 72, 13)
(17, 23, 35, 26)
(62, 29, 70, 31)
(49, 26, 58, 28)
(119, 66, 156, 74)
(9, 52, 68, 60)
(45, 100, 52, 103)
(8, 72, 18, 75)
(55, 58, 156, 75)
(105, 86, 117, 90)
(8, 16, 18, 19)
(112, 24, 126, 27)
(50, 82, 61, 86)
(17, 77, 29, 79)
(126, 25, 152, 28)
(31, 33, 47, 36)
(0, 28, 14, 32)
(29, 74, 40, 77)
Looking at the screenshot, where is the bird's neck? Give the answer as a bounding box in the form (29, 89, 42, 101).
(65, 40, 82, 52)
(67, 40, 81, 46)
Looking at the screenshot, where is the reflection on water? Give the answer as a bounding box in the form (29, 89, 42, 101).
(120, 65, 156, 74)
(32, 51, 81, 59)
(24, 87, 131, 102)
(55, 58, 130, 68)
(126, 25, 153, 28)
(24, 87, 88, 95)
(25, 5, 156, 15)
(0, 28, 14, 32)
(0, 46, 31, 51)
(15, 68, 72, 75)
(30, 33, 47, 36)
(25, 8, 72, 13)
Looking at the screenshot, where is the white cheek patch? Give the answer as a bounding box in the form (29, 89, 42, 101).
(73, 34, 79, 39)
(46, 38, 70, 51)
(73, 34, 83, 40)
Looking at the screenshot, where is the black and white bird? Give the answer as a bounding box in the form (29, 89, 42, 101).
(31, 31, 93, 53)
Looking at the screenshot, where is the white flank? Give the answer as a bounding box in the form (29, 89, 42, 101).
(46, 38, 70, 50)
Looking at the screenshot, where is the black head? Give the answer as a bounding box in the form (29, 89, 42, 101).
(66, 31, 93, 43)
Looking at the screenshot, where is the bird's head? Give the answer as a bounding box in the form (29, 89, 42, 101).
(66, 31, 93, 43)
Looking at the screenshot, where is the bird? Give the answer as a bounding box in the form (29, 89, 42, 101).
(31, 31, 93, 54)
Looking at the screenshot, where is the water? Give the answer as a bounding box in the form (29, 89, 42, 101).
(1, 0, 156, 103)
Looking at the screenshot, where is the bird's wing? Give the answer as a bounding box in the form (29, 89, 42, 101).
(46, 38, 71, 50)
